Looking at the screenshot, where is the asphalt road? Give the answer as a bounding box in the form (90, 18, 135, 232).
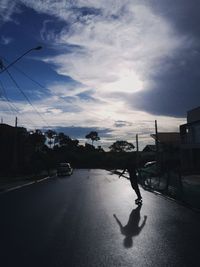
(0, 169, 199, 267)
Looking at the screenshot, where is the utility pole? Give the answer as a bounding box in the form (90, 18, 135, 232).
(1, 117, 3, 124)
(155, 120, 159, 156)
(12, 117, 18, 173)
(15, 116, 18, 127)
(136, 134, 139, 153)
(136, 134, 139, 169)
(135, 134, 139, 168)
(155, 120, 160, 186)
(0, 46, 42, 175)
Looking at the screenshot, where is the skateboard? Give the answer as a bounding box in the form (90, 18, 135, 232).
(135, 198, 143, 205)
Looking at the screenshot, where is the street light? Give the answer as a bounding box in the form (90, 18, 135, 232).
(0, 46, 42, 172)
(0, 46, 42, 73)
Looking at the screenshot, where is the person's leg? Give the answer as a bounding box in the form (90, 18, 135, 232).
(130, 176, 142, 199)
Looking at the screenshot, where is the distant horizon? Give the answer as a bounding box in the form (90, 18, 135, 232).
(1, 119, 185, 151)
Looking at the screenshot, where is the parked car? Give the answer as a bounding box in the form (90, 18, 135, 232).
(137, 161, 157, 180)
(57, 162, 73, 177)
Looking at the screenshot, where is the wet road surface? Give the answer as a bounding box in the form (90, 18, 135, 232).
(0, 169, 199, 267)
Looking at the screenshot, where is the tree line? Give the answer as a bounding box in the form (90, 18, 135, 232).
(0, 124, 136, 176)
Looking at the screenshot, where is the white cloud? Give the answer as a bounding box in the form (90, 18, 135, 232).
(47, 82, 88, 98)
(0, 91, 186, 149)
(41, 1, 189, 99)
(0, 1, 191, 97)
(0, 0, 20, 24)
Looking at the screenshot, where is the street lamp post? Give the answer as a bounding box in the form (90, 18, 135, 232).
(0, 46, 42, 73)
(0, 46, 42, 173)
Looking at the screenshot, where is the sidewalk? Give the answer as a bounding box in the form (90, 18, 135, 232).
(0, 170, 56, 193)
(182, 175, 200, 209)
(112, 169, 200, 211)
(141, 173, 200, 210)
(0, 176, 34, 192)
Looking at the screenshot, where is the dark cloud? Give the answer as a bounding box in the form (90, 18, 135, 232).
(148, 0, 200, 38)
(131, 47, 200, 117)
(129, 1, 200, 117)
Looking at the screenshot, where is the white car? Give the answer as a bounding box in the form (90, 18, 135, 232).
(57, 163, 73, 177)
(138, 161, 157, 179)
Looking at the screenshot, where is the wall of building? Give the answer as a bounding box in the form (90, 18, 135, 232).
(180, 107, 200, 172)
(187, 106, 200, 123)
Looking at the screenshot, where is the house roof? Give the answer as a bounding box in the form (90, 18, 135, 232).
(151, 132, 181, 144)
(142, 145, 156, 152)
(0, 123, 14, 130)
(0, 123, 27, 136)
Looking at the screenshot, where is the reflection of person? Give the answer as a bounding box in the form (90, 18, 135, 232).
(119, 159, 142, 204)
(113, 206, 147, 248)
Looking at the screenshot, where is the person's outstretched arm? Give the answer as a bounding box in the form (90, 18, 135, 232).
(119, 168, 126, 178)
(138, 215, 147, 233)
(113, 214, 124, 231)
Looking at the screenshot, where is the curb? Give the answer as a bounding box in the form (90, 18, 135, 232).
(142, 186, 200, 213)
(0, 175, 54, 195)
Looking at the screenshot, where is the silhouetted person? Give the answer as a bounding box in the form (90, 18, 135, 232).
(119, 159, 142, 204)
(113, 206, 147, 248)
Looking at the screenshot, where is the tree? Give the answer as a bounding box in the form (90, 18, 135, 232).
(57, 132, 79, 150)
(57, 132, 70, 146)
(97, 146, 105, 152)
(85, 143, 95, 152)
(45, 129, 56, 148)
(85, 131, 100, 146)
(29, 129, 45, 151)
(109, 140, 135, 152)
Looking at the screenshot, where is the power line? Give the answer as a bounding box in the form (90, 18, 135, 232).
(1, 57, 93, 131)
(13, 65, 48, 91)
(0, 79, 19, 115)
(5, 69, 50, 128)
(8, 64, 107, 123)
(0, 46, 42, 74)
(1, 56, 49, 93)
(0, 56, 50, 128)
(0, 79, 37, 127)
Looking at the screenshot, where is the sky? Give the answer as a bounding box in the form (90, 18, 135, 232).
(0, 0, 199, 150)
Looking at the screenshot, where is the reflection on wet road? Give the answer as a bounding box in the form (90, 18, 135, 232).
(114, 205, 147, 248)
(0, 169, 199, 267)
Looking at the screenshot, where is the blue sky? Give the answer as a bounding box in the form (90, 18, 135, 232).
(0, 0, 199, 149)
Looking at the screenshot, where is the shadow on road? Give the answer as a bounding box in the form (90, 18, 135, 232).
(113, 205, 147, 248)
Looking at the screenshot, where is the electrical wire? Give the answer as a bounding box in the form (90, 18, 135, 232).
(0, 79, 37, 128)
(0, 79, 19, 115)
(5, 63, 107, 123)
(0, 56, 49, 128)
(1, 56, 49, 94)
(8, 63, 107, 123)
(5, 69, 50, 128)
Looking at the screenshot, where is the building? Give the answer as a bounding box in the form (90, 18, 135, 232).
(0, 123, 29, 173)
(180, 106, 200, 172)
(150, 132, 181, 150)
(142, 145, 156, 153)
(150, 132, 181, 171)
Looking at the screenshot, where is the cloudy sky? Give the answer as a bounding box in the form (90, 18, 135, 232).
(0, 0, 199, 149)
